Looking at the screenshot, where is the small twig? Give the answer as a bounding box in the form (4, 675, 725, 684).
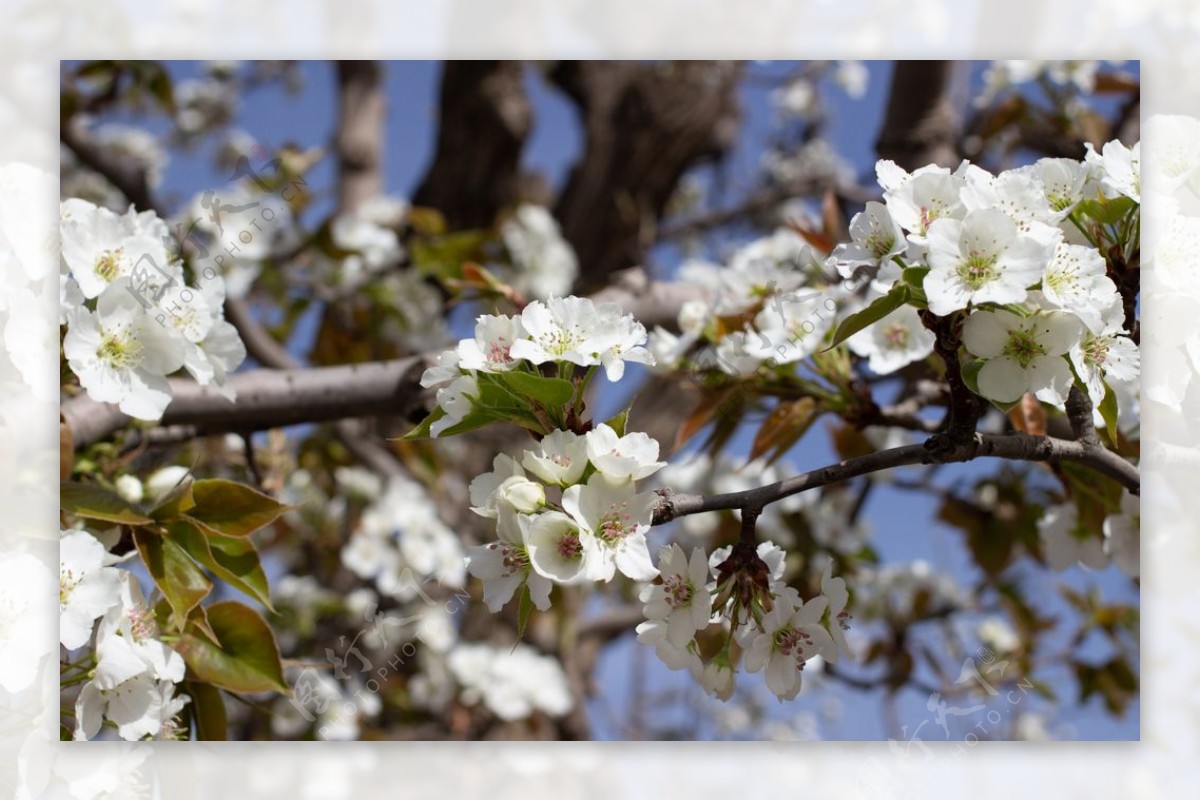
(653, 430, 1139, 527)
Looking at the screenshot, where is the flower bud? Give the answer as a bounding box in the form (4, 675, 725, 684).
(495, 475, 545, 514)
(702, 660, 736, 701)
(114, 474, 144, 505)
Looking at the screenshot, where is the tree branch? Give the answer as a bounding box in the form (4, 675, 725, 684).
(653, 431, 1139, 526)
(61, 121, 154, 211)
(62, 357, 429, 449)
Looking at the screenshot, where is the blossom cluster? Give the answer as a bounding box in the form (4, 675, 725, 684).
(636, 541, 851, 702)
(60, 198, 247, 419)
(829, 142, 1141, 408)
(650, 139, 1141, 415)
(465, 423, 666, 611)
(59, 527, 191, 740)
(420, 296, 654, 436)
(1037, 489, 1139, 578)
(339, 472, 467, 600)
(647, 228, 854, 376)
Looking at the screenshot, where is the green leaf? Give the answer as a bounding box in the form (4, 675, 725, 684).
(1078, 196, 1137, 226)
(961, 358, 984, 396)
(825, 284, 910, 351)
(494, 370, 576, 407)
(186, 479, 287, 537)
(1098, 381, 1120, 443)
(410, 229, 491, 280)
(176, 601, 289, 695)
(400, 406, 446, 440)
(186, 680, 228, 741)
(902, 266, 930, 288)
(149, 479, 195, 521)
(515, 583, 534, 644)
(604, 408, 631, 437)
(60, 482, 153, 526)
(134, 530, 213, 630)
(170, 521, 274, 612)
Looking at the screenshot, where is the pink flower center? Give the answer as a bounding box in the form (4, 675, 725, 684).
(556, 532, 583, 560)
(663, 574, 693, 609)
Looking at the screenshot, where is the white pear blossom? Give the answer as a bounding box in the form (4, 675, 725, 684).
(60, 199, 178, 300)
(634, 619, 702, 672)
(93, 574, 186, 690)
(585, 423, 667, 482)
(456, 314, 524, 373)
(60, 529, 122, 650)
(521, 428, 589, 486)
(594, 306, 655, 381)
(639, 545, 712, 649)
(510, 296, 607, 368)
(832, 201, 906, 275)
(521, 510, 599, 584)
(143, 465, 191, 502)
(853, 560, 966, 622)
(820, 562, 851, 660)
(1086, 139, 1140, 202)
(562, 473, 658, 582)
(466, 535, 552, 614)
(466, 505, 553, 613)
(341, 477, 466, 597)
(0, 552, 56, 693)
(468, 454, 529, 518)
(420, 349, 462, 388)
(847, 303, 935, 375)
(699, 659, 736, 701)
(719, 230, 813, 312)
(962, 308, 1082, 405)
(833, 60, 869, 98)
(1069, 329, 1140, 408)
(76, 676, 190, 741)
(500, 204, 579, 301)
(978, 616, 1021, 654)
(1103, 491, 1139, 578)
(712, 331, 762, 377)
(879, 161, 966, 244)
(114, 474, 144, 505)
(743, 289, 836, 365)
(1028, 157, 1089, 214)
(1040, 242, 1123, 333)
(492, 475, 546, 514)
(740, 594, 835, 701)
(429, 374, 478, 438)
(447, 642, 572, 721)
(180, 185, 297, 298)
(924, 209, 1054, 315)
(962, 166, 1064, 236)
(1037, 503, 1108, 571)
(326, 212, 403, 284)
(63, 280, 186, 420)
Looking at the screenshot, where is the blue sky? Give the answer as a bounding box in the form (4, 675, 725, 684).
(82, 60, 1139, 741)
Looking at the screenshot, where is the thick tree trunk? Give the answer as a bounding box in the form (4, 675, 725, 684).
(552, 61, 742, 290)
(875, 61, 964, 170)
(413, 61, 532, 229)
(335, 61, 386, 214)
